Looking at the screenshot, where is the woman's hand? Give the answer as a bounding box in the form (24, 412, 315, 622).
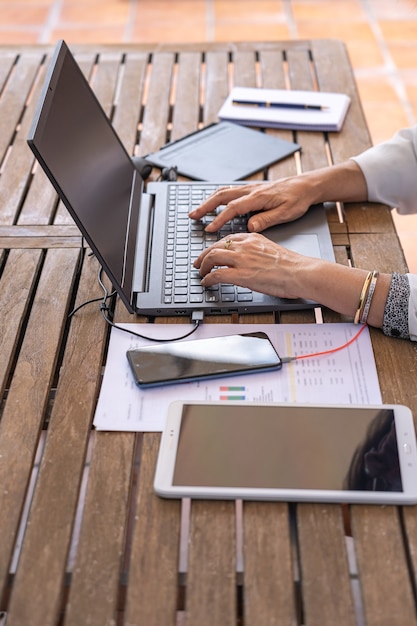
(188, 178, 313, 233)
(194, 232, 391, 329)
(188, 160, 368, 233)
(194, 232, 314, 299)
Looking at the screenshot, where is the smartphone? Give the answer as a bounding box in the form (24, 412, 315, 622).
(126, 331, 282, 388)
(154, 401, 417, 505)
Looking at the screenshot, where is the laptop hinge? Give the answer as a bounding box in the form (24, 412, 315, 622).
(132, 192, 155, 292)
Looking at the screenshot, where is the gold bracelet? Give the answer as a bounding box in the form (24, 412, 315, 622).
(360, 270, 379, 324)
(354, 271, 373, 324)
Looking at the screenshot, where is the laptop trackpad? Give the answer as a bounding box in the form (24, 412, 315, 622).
(269, 233, 321, 258)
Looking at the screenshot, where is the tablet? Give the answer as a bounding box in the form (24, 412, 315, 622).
(145, 122, 300, 181)
(154, 401, 417, 504)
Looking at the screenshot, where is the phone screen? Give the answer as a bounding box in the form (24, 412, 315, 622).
(126, 332, 282, 387)
(172, 404, 402, 493)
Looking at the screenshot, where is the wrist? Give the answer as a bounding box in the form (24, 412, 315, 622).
(295, 262, 390, 327)
(298, 160, 368, 205)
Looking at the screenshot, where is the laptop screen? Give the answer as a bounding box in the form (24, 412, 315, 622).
(28, 41, 140, 307)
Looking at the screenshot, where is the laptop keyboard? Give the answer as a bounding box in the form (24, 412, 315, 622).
(164, 184, 254, 306)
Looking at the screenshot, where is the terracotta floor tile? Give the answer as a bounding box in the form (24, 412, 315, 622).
(291, 0, 365, 21)
(404, 79, 417, 106)
(296, 20, 378, 45)
(361, 101, 410, 146)
(409, 103, 417, 121)
(0, 30, 42, 44)
(0, 0, 54, 4)
(378, 19, 417, 42)
(388, 44, 417, 70)
(214, 22, 290, 42)
(60, 4, 130, 25)
(60, 0, 125, 3)
(344, 40, 385, 70)
(1, 5, 51, 25)
(355, 75, 399, 103)
(392, 214, 417, 273)
(367, 0, 417, 19)
(131, 21, 207, 44)
(213, 0, 285, 20)
(133, 0, 207, 20)
(52, 27, 126, 44)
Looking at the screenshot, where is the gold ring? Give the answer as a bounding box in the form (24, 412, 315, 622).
(224, 239, 232, 249)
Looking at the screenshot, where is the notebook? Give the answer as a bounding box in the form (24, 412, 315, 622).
(144, 121, 300, 181)
(27, 40, 335, 317)
(218, 86, 351, 132)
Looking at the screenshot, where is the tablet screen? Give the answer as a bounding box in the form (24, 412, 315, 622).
(172, 404, 402, 492)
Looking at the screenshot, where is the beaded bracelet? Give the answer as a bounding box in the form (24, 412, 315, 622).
(360, 270, 379, 324)
(382, 273, 410, 339)
(354, 270, 373, 324)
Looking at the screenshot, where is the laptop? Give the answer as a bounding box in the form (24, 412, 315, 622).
(27, 40, 335, 317)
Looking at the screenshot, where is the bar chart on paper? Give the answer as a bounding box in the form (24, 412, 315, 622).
(219, 386, 246, 401)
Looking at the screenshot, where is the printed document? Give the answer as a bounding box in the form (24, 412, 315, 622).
(93, 323, 381, 432)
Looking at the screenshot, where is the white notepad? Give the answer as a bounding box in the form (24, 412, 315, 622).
(218, 87, 351, 132)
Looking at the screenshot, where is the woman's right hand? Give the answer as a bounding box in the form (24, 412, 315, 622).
(188, 176, 315, 233)
(188, 160, 368, 233)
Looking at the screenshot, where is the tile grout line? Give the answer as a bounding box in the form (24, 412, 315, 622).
(38, 0, 64, 45)
(123, 0, 140, 44)
(360, 0, 416, 127)
(205, 0, 215, 42)
(283, 0, 298, 39)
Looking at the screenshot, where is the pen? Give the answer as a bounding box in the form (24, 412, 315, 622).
(232, 99, 327, 110)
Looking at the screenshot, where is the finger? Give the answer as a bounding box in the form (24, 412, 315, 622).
(247, 207, 287, 232)
(193, 246, 211, 269)
(200, 267, 235, 288)
(205, 187, 286, 232)
(196, 245, 238, 277)
(203, 201, 249, 232)
(247, 203, 308, 232)
(194, 233, 248, 268)
(188, 185, 249, 221)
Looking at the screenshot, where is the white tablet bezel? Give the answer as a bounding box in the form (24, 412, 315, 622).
(154, 400, 417, 505)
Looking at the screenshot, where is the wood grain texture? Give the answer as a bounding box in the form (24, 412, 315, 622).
(0, 248, 79, 599)
(5, 251, 111, 626)
(171, 51, 202, 142)
(351, 505, 417, 626)
(186, 500, 236, 626)
(64, 433, 135, 626)
(124, 433, 181, 626)
(297, 504, 357, 626)
(0, 52, 45, 171)
(139, 52, 176, 155)
(243, 501, 297, 625)
(0, 248, 43, 397)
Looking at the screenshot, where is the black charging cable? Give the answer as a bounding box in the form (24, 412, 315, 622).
(70, 266, 202, 342)
(131, 156, 178, 182)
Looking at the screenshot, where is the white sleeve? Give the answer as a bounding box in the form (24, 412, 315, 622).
(407, 274, 417, 341)
(351, 126, 417, 215)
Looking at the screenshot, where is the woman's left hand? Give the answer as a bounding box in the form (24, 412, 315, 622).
(194, 233, 311, 300)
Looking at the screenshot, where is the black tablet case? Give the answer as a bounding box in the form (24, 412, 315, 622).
(145, 122, 300, 181)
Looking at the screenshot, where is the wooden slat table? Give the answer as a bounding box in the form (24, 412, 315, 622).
(1, 40, 417, 626)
